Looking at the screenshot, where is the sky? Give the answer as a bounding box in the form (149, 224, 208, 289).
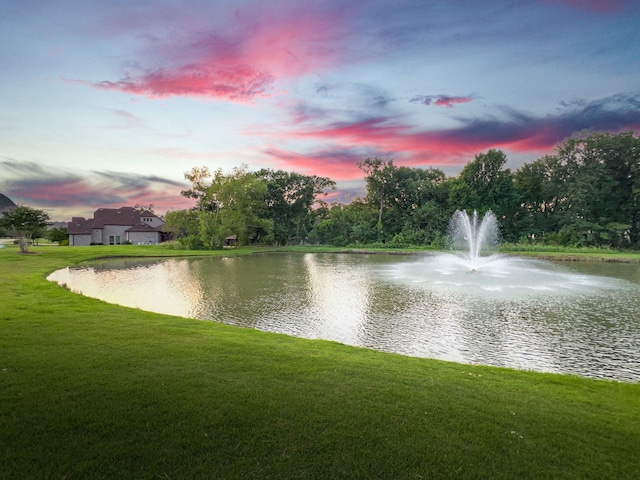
(1, 0, 639, 220)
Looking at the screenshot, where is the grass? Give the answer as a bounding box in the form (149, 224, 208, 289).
(499, 243, 640, 262)
(1, 244, 639, 479)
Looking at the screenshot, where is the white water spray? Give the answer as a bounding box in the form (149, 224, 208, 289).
(448, 210, 499, 271)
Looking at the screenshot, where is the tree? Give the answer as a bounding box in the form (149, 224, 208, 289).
(181, 166, 214, 211)
(134, 203, 155, 214)
(309, 200, 378, 246)
(450, 149, 519, 241)
(186, 165, 273, 248)
(47, 226, 69, 244)
(357, 157, 394, 238)
(380, 166, 448, 243)
(511, 131, 640, 247)
(163, 209, 202, 249)
(255, 169, 336, 245)
(514, 154, 569, 241)
(0, 205, 50, 253)
(557, 131, 640, 247)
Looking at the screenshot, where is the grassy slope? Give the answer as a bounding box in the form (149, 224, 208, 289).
(1, 245, 639, 479)
(499, 244, 640, 262)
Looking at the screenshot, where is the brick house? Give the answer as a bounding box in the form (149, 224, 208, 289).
(68, 207, 166, 246)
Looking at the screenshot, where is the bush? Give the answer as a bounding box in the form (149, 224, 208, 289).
(178, 235, 206, 250)
(59, 239, 69, 246)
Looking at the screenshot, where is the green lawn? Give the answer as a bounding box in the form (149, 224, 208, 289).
(1, 245, 639, 479)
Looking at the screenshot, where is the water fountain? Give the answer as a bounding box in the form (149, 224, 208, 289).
(387, 209, 620, 298)
(448, 210, 499, 272)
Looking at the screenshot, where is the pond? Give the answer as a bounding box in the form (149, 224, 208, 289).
(47, 252, 640, 382)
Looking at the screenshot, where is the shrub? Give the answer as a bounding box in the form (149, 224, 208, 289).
(179, 235, 205, 250)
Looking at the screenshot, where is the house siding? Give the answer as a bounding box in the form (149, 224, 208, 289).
(70, 234, 91, 246)
(128, 231, 160, 244)
(103, 225, 129, 244)
(141, 216, 163, 228)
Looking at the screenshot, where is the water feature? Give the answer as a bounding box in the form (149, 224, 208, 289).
(48, 250, 640, 382)
(394, 210, 600, 298)
(448, 209, 499, 272)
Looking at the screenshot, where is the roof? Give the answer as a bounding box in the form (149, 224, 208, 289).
(93, 207, 141, 227)
(67, 217, 93, 235)
(67, 207, 163, 233)
(126, 222, 162, 233)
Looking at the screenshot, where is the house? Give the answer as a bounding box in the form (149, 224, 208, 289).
(68, 207, 167, 246)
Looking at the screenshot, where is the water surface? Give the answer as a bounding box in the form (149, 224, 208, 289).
(48, 252, 640, 382)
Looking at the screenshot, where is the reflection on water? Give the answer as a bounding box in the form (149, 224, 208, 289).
(47, 253, 640, 382)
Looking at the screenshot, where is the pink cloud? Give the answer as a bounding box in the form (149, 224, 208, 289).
(275, 93, 640, 170)
(434, 96, 474, 108)
(93, 5, 347, 102)
(410, 94, 475, 108)
(289, 117, 488, 159)
(254, 111, 570, 180)
(263, 146, 366, 181)
(95, 65, 275, 102)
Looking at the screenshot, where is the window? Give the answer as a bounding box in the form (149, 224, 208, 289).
(109, 235, 121, 245)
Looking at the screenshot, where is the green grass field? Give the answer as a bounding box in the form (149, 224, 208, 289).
(1, 244, 639, 479)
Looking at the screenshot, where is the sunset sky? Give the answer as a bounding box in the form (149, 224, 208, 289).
(1, 0, 639, 220)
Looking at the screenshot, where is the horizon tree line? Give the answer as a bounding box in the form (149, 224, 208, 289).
(164, 130, 640, 250)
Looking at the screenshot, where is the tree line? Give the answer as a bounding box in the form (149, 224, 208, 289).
(164, 131, 640, 249)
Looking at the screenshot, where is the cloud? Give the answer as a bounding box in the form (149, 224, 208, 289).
(101, 109, 145, 129)
(410, 94, 475, 108)
(94, 66, 275, 102)
(0, 161, 193, 219)
(263, 146, 368, 181)
(90, 3, 349, 102)
(270, 93, 640, 176)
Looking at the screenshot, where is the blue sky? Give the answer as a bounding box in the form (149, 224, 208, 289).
(1, 0, 639, 220)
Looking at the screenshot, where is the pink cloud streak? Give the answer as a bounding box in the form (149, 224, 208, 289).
(263, 146, 366, 181)
(96, 65, 274, 102)
(94, 6, 346, 102)
(410, 94, 475, 108)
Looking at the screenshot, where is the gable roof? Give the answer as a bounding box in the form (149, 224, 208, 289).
(93, 207, 141, 227)
(126, 222, 162, 233)
(67, 217, 93, 235)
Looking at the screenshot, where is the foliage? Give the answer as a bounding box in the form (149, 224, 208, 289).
(172, 131, 640, 250)
(47, 226, 69, 244)
(514, 131, 640, 248)
(177, 166, 335, 248)
(449, 149, 520, 241)
(255, 168, 335, 245)
(0, 205, 50, 253)
(164, 209, 200, 240)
